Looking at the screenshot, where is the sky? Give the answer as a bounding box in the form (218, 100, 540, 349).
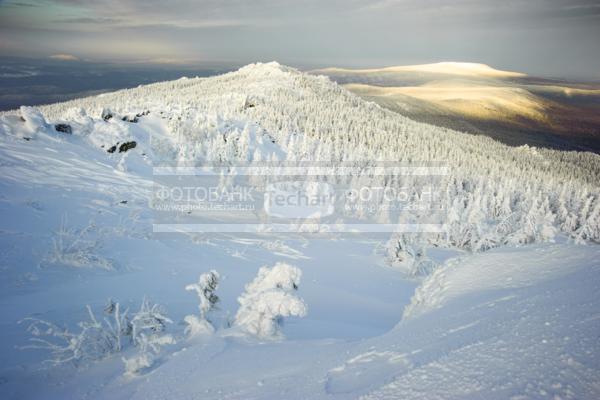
(1, 0, 600, 78)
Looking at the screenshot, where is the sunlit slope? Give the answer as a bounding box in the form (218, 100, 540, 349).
(313, 62, 600, 152)
(318, 61, 526, 79)
(345, 81, 549, 127)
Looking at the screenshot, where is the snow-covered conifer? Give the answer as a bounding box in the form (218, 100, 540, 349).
(234, 262, 307, 339)
(184, 270, 220, 336)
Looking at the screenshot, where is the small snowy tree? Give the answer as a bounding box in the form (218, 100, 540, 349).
(234, 262, 307, 339)
(184, 270, 220, 336)
(386, 234, 436, 277)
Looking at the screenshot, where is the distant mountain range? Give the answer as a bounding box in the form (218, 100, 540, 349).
(312, 62, 600, 153)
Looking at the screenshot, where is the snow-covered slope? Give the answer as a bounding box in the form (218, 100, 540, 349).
(0, 62, 599, 399)
(315, 62, 527, 78)
(3, 62, 599, 243)
(313, 63, 600, 153)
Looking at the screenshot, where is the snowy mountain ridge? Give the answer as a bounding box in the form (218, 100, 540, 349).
(2, 61, 599, 248)
(315, 61, 527, 78)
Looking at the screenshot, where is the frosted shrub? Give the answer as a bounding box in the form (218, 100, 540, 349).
(47, 216, 114, 270)
(130, 298, 172, 343)
(123, 298, 174, 376)
(20, 302, 130, 367)
(184, 270, 220, 336)
(20, 298, 173, 375)
(122, 332, 174, 376)
(234, 262, 307, 339)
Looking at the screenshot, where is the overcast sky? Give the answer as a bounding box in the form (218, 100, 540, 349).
(1, 0, 599, 78)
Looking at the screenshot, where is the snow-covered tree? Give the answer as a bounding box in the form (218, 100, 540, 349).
(234, 262, 307, 339)
(386, 234, 437, 277)
(184, 270, 220, 336)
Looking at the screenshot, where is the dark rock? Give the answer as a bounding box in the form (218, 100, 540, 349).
(120, 111, 148, 123)
(54, 124, 72, 134)
(121, 116, 139, 123)
(107, 145, 117, 153)
(102, 109, 114, 121)
(118, 141, 137, 153)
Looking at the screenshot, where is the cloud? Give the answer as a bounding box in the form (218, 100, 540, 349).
(0, 0, 599, 77)
(51, 16, 122, 24)
(0, 0, 42, 7)
(49, 53, 79, 61)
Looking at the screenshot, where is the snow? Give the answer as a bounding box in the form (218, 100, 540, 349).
(0, 62, 598, 399)
(403, 242, 600, 320)
(99, 243, 600, 400)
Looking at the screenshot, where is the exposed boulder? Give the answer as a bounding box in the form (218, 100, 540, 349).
(121, 110, 149, 123)
(243, 98, 256, 109)
(54, 124, 72, 134)
(121, 116, 139, 123)
(118, 141, 137, 153)
(101, 108, 113, 121)
(106, 141, 136, 154)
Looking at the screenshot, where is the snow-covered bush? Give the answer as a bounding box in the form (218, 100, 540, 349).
(122, 298, 174, 376)
(20, 302, 130, 367)
(21, 298, 173, 375)
(184, 270, 220, 336)
(46, 216, 114, 270)
(130, 297, 172, 344)
(122, 332, 174, 376)
(234, 262, 307, 339)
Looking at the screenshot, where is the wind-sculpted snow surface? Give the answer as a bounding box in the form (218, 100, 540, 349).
(358, 244, 600, 400)
(402, 243, 600, 319)
(115, 243, 600, 400)
(0, 62, 599, 399)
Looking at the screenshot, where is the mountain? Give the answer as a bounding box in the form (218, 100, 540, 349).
(317, 61, 526, 78)
(0, 62, 599, 399)
(312, 62, 600, 153)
